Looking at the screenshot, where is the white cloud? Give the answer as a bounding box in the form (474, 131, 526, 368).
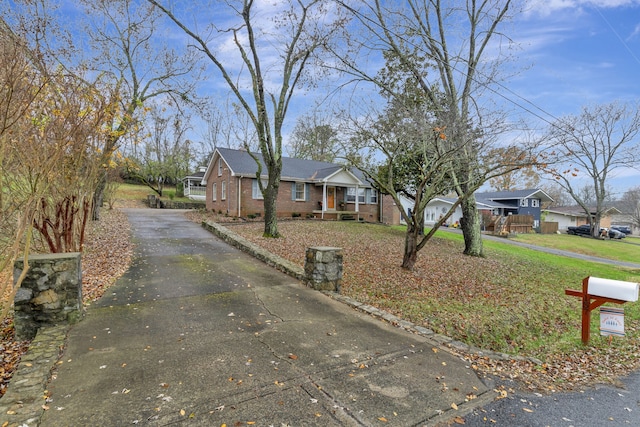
(525, 0, 640, 17)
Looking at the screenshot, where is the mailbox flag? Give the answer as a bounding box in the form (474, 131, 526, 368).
(600, 306, 625, 337)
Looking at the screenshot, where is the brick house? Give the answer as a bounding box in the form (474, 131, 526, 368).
(202, 147, 397, 223)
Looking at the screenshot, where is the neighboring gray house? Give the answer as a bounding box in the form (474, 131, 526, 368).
(542, 206, 621, 231)
(401, 188, 554, 229)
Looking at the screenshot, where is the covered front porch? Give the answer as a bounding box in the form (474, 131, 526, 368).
(314, 167, 365, 220)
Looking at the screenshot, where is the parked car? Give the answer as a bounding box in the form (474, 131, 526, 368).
(567, 224, 626, 239)
(611, 225, 632, 235)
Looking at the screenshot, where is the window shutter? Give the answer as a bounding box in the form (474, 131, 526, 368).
(305, 184, 310, 201)
(252, 179, 258, 199)
(365, 188, 370, 204)
(292, 182, 296, 200)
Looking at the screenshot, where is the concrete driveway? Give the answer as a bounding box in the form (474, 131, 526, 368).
(39, 209, 490, 426)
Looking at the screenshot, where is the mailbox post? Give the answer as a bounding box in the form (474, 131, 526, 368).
(565, 276, 639, 345)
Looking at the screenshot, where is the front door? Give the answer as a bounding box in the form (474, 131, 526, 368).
(327, 187, 336, 210)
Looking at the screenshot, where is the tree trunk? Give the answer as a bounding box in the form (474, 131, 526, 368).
(262, 182, 280, 238)
(460, 195, 484, 257)
(92, 172, 106, 221)
(402, 220, 419, 270)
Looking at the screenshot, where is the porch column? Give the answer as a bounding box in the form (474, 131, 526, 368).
(322, 183, 327, 219)
(355, 184, 359, 212)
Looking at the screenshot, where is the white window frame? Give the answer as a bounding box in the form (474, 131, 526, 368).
(531, 199, 540, 208)
(212, 182, 217, 201)
(218, 158, 223, 176)
(295, 182, 306, 201)
(221, 181, 227, 200)
(357, 188, 365, 204)
(346, 187, 356, 202)
(520, 198, 528, 207)
(369, 189, 378, 204)
(252, 179, 267, 200)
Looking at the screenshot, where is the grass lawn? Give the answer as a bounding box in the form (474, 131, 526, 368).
(510, 232, 640, 264)
(114, 183, 193, 205)
(193, 215, 640, 390)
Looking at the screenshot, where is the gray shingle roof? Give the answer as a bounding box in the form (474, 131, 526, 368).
(216, 147, 362, 183)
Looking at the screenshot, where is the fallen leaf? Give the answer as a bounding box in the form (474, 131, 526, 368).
(453, 416, 465, 424)
(288, 354, 298, 360)
(451, 403, 458, 410)
(180, 409, 185, 416)
(378, 417, 388, 422)
(522, 408, 533, 413)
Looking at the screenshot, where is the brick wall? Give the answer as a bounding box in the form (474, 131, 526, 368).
(206, 158, 238, 215)
(204, 155, 385, 222)
(381, 194, 400, 225)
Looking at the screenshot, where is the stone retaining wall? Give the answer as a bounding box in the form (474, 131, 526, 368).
(147, 195, 205, 210)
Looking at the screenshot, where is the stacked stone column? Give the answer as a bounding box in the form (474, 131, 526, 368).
(13, 253, 83, 340)
(304, 247, 343, 292)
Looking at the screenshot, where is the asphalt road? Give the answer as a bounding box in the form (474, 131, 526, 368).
(459, 371, 640, 427)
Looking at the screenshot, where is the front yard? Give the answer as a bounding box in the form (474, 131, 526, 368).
(511, 231, 639, 264)
(188, 212, 640, 392)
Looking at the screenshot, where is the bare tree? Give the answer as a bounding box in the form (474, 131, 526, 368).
(619, 186, 640, 231)
(80, 0, 201, 219)
(540, 182, 573, 208)
(288, 111, 340, 162)
(542, 101, 640, 237)
(488, 147, 541, 191)
(149, 0, 344, 237)
(125, 101, 194, 196)
(335, 0, 523, 257)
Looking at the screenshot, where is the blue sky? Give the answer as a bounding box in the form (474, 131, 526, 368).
(25, 0, 639, 194)
(502, 0, 640, 194)
(509, 1, 640, 119)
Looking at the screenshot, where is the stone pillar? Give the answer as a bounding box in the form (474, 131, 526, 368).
(13, 253, 83, 340)
(304, 247, 343, 292)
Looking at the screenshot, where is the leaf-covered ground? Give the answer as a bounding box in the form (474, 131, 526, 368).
(0, 205, 135, 397)
(2, 207, 638, 398)
(187, 213, 640, 393)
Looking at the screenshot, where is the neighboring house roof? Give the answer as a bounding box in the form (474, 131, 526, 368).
(425, 196, 513, 210)
(422, 189, 552, 210)
(184, 170, 206, 180)
(543, 205, 621, 217)
(207, 147, 368, 186)
(478, 189, 554, 204)
(183, 166, 207, 183)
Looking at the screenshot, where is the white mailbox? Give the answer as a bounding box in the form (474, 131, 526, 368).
(587, 277, 639, 302)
